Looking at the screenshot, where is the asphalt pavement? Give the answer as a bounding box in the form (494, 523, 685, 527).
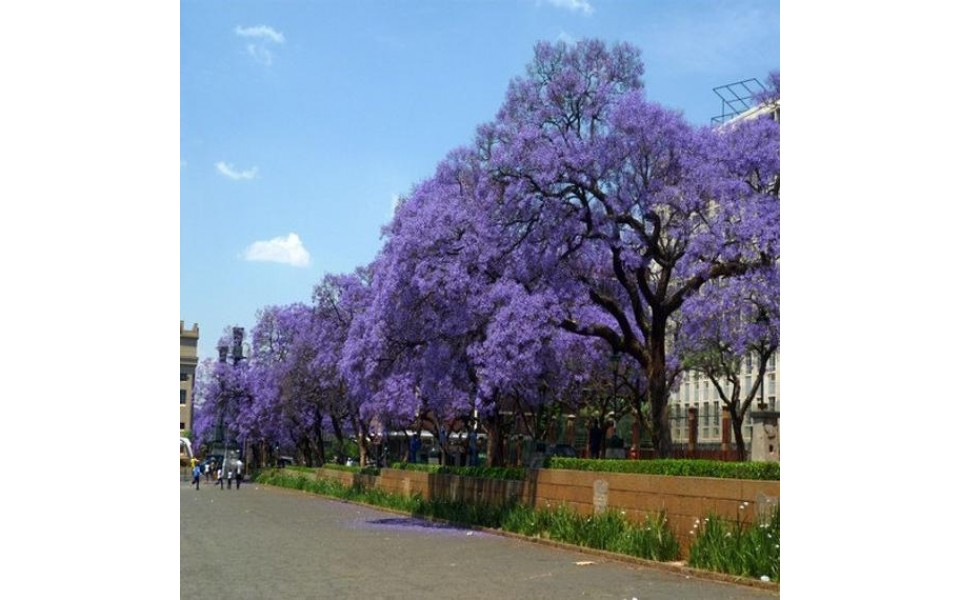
(180, 479, 778, 600)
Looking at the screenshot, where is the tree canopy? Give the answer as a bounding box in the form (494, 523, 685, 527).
(192, 40, 779, 465)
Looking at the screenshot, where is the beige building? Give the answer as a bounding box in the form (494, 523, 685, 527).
(668, 350, 780, 452)
(180, 321, 199, 434)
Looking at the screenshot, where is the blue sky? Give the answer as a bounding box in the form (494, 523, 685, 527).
(181, 0, 779, 360)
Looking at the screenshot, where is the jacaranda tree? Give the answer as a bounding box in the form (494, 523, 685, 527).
(472, 40, 779, 456)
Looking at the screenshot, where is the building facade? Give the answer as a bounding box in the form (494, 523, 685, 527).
(667, 350, 780, 451)
(665, 90, 780, 457)
(180, 321, 199, 434)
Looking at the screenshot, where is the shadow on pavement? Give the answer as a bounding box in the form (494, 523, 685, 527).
(365, 516, 468, 530)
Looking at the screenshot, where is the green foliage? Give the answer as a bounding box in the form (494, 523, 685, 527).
(387, 462, 441, 473)
(688, 504, 780, 582)
(499, 504, 679, 562)
(320, 463, 382, 476)
(388, 463, 527, 481)
(285, 465, 315, 475)
(544, 458, 779, 481)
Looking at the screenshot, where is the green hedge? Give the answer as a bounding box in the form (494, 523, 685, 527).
(319, 463, 381, 476)
(544, 458, 779, 481)
(388, 462, 527, 481)
(286, 458, 778, 481)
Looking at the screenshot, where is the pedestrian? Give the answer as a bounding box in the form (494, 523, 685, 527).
(216, 466, 224, 490)
(409, 434, 421, 463)
(204, 461, 212, 482)
(235, 460, 244, 490)
(227, 467, 234, 490)
(468, 429, 478, 467)
(191, 464, 202, 490)
(588, 418, 603, 459)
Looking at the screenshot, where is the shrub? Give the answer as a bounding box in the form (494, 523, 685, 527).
(544, 457, 779, 481)
(321, 463, 381, 476)
(388, 463, 526, 481)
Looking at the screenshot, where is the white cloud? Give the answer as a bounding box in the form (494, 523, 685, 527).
(557, 30, 577, 44)
(234, 25, 285, 44)
(215, 161, 258, 180)
(242, 233, 310, 267)
(235, 25, 285, 65)
(543, 0, 594, 15)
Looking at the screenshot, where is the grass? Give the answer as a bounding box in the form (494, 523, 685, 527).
(687, 503, 780, 582)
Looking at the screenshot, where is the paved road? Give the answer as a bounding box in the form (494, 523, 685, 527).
(181, 480, 778, 600)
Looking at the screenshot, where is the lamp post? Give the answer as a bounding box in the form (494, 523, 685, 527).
(216, 342, 229, 468)
(216, 327, 248, 482)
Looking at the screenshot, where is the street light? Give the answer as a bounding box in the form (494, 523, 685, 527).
(216, 327, 248, 485)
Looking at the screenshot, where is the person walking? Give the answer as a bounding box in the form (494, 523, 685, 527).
(191, 464, 202, 490)
(588, 418, 603, 459)
(227, 467, 234, 490)
(235, 460, 244, 490)
(216, 466, 224, 490)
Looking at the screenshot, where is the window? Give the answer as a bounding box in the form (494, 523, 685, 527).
(769, 353, 777, 370)
(180, 422, 185, 430)
(712, 401, 720, 438)
(180, 390, 187, 405)
(745, 375, 752, 395)
(694, 382, 699, 402)
(684, 382, 689, 402)
(746, 353, 753, 372)
(180, 373, 189, 381)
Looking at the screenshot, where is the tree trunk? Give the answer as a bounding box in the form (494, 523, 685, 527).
(330, 416, 345, 462)
(484, 413, 505, 467)
(731, 410, 748, 462)
(313, 412, 327, 466)
(646, 327, 673, 458)
(251, 442, 262, 470)
(352, 416, 368, 467)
